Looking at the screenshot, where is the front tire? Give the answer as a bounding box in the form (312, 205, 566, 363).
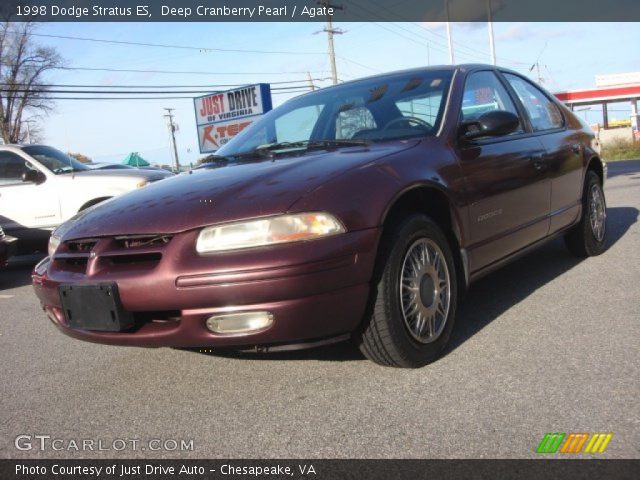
(356, 214, 458, 368)
(564, 171, 607, 257)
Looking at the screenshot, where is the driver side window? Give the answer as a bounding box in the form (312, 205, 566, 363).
(461, 71, 523, 135)
(0, 152, 31, 186)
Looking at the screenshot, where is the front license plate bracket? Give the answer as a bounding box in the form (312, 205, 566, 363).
(59, 283, 134, 331)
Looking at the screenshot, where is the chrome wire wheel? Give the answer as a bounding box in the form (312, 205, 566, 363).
(399, 238, 451, 344)
(589, 183, 606, 242)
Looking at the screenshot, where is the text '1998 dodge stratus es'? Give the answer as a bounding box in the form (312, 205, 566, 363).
(32, 65, 607, 368)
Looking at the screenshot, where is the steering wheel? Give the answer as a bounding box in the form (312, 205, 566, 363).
(382, 116, 432, 131)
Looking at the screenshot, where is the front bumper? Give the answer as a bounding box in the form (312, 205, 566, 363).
(32, 228, 379, 349)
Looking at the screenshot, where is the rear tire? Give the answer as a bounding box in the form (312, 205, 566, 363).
(564, 171, 607, 257)
(355, 214, 458, 368)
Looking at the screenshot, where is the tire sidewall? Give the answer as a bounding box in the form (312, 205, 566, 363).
(582, 172, 607, 256)
(380, 215, 458, 365)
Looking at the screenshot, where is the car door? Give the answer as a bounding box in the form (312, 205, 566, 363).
(454, 70, 551, 273)
(502, 73, 583, 235)
(0, 150, 61, 237)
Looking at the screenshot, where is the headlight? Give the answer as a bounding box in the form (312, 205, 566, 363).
(196, 212, 345, 253)
(48, 234, 61, 257)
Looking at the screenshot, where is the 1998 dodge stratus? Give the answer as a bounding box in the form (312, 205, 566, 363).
(32, 65, 607, 367)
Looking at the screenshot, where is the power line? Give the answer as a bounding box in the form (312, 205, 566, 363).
(363, 0, 529, 66)
(346, 0, 528, 67)
(54, 66, 329, 76)
(1, 78, 331, 88)
(5, 30, 326, 56)
(41, 89, 313, 100)
(0, 85, 322, 94)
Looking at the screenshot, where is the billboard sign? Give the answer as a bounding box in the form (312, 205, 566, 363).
(194, 83, 272, 153)
(595, 72, 640, 88)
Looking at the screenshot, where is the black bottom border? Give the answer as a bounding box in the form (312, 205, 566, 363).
(2, 459, 639, 480)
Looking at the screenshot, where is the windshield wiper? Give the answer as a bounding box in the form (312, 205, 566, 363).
(201, 139, 371, 165)
(195, 155, 232, 169)
(255, 139, 370, 153)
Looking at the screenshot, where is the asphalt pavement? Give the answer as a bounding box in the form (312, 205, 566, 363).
(1, 160, 639, 459)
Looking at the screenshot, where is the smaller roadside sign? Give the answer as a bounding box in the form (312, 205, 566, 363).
(197, 118, 254, 152)
(194, 84, 272, 153)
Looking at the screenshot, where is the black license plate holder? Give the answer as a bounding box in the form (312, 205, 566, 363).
(59, 283, 133, 331)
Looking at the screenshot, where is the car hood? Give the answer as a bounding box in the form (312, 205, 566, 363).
(72, 169, 172, 182)
(58, 141, 417, 240)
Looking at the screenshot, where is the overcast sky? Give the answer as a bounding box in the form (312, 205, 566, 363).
(26, 21, 640, 166)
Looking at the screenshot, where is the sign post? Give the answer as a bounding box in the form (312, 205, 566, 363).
(194, 84, 272, 153)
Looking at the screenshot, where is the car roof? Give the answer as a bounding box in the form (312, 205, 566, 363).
(285, 63, 522, 101)
(0, 143, 49, 152)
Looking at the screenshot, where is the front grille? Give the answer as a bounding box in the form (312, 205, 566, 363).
(114, 235, 172, 249)
(66, 239, 98, 252)
(54, 235, 172, 275)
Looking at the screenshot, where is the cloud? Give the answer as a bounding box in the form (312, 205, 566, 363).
(496, 23, 574, 42)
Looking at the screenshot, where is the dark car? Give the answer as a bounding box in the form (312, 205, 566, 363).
(0, 225, 18, 268)
(32, 65, 607, 368)
(88, 162, 174, 174)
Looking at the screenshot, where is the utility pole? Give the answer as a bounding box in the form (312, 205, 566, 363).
(307, 71, 316, 91)
(530, 62, 544, 84)
(317, 2, 344, 85)
(22, 119, 35, 144)
(487, 0, 496, 65)
(530, 42, 548, 85)
(445, 0, 454, 64)
(163, 108, 180, 172)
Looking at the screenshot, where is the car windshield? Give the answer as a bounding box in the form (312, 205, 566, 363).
(214, 70, 453, 160)
(22, 145, 89, 174)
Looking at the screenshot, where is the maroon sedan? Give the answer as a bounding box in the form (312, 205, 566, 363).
(32, 65, 607, 367)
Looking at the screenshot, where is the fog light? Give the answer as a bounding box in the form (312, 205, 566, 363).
(205, 311, 273, 335)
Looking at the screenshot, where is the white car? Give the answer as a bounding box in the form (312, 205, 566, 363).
(0, 144, 172, 244)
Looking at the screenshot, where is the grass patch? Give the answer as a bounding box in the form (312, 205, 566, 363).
(601, 138, 640, 162)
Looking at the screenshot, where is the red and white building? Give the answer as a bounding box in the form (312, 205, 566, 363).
(554, 72, 640, 139)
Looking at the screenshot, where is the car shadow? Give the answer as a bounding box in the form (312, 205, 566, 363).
(193, 205, 638, 364)
(447, 206, 637, 354)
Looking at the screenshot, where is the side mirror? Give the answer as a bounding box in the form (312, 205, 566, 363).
(22, 169, 46, 184)
(460, 110, 520, 140)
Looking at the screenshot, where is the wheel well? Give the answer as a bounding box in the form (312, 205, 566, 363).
(79, 197, 111, 212)
(587, 157, 604, 184)
(381, 186, 467, 292)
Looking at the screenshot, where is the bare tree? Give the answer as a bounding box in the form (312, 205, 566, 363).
(68, 152, 92, 164)
(0, 22, 62, 144)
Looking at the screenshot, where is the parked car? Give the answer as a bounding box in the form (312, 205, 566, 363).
(32, 65, 607, 367)
(85, 162, 137, 170)
(87, 162, 174, 174)
(0, 225, 17, 269)
(0, 145, 172, 247)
